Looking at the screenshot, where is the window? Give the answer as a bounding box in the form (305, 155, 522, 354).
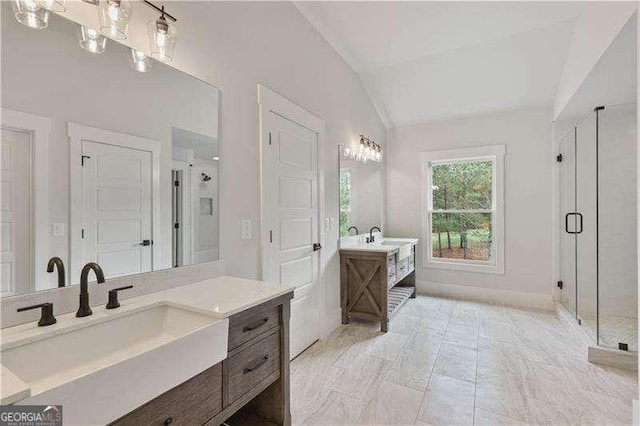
(339, 169, 352, 237)
(421, 145, 504, 274)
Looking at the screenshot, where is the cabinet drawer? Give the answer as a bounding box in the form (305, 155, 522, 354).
(228, 304, 280, 350)
(397, 257, 409, 278)
(227, 329, 281, 404)
(387, 254, 396, 272)
(111, 363, 222, 426)
(387, 270, 396, 290)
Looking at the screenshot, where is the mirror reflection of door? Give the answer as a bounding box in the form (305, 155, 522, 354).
(1, 127, 32, 296)
(81, 140, 153, 279)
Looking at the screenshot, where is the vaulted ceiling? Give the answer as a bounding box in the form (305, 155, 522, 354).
(295, 1, 587, 128)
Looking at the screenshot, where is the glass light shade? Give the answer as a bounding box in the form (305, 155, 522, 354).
(148, 16, 177, 62)
(12, 0, 49, 29)
(98, 0, 132, 40)
(77, 25, 107, 54)
(37, 0, 65, 12)
(129, 49, 153, 73)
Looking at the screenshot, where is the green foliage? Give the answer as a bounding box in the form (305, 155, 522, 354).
(339, 170, 351, 237)
(431, 161, 493, 244)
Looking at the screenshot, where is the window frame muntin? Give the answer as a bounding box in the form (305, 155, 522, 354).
(421, 145, 505, 274)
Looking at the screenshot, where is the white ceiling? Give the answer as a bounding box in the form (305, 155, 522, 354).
(295, 1, 587, 127)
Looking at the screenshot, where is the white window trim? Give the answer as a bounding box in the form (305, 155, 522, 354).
(420, 145, 505, 274)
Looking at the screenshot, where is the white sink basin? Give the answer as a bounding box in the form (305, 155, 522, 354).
(377, 239, 414, 259)
(3, 302, 228, 424)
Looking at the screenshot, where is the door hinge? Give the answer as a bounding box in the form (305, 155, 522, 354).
(174, 223, 179, 229)
(557, 280, 563, 290)
(619, 342, 629, 351)
(81, 228, 84, 239)
(81, 155, 91, 166)
(556, 154, 563, 163)
(268, 132, 272, 146)
(174, 180, 179, 187)
(269, 230, 273, 243)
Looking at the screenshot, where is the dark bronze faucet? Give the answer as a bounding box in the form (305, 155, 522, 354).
(77, 262, 105, 318)
(348, 226, 359, 236)
(46, 257, 66, 288)
(369, 226, 381, 243)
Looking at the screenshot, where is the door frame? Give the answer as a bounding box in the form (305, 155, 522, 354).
(172, 158, 193, 267)
(68, 123, 161, 284)
(1, 108, 51, 293)
(257, 83, 325, 339)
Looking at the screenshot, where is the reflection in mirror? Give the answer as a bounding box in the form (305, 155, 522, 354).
(338, 145, 383, 239)
(171, 128, 219, 267)
(1, 5, 220, 296)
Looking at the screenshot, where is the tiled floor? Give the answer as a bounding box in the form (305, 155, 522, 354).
(290, 295, 638, 425)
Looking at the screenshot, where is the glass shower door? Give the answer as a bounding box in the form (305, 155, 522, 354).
(576, 111, 598, 342)
(559, 129, 577, 317)
(597, 103, 637, 351)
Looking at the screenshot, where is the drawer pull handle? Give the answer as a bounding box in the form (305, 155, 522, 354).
(243, 317, 269, 332)
(243, 355, 269, 374)
(163, 417, 173, 425)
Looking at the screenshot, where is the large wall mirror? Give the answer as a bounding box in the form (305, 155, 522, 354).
(1, 4, 221, 296)
(338, 145, 383, 239)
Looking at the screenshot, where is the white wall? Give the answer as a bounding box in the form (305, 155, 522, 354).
(386, 107, 554, 304)
(554, 2, 638, 119)
(51, 1, 386, 336)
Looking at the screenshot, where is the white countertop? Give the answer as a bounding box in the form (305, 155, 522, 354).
(1, 275, 295, 406)
(339, 237, 419, 253)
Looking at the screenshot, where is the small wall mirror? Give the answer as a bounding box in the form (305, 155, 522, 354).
(338, 145, 383, 240)
(1, 4, 220, 296)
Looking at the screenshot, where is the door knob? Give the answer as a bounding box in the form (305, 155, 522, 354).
(313, 243, 322, 251)
(139, 239, 152, 246)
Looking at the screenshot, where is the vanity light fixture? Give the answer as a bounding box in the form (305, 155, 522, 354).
(77, 25, 107, 54)
(146, 3, 177, 62)
(98, 0, 132, 40)
(358, 135, 383, 163)
(81, 0, 99, 5)
(129, 48, 153, 72)
(12, 0, 49, 29)
(38, 0, 65, 12)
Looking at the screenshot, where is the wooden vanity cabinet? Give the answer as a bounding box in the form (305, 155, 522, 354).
(111, 292, 293, 426)
(340, 244, 416, 332)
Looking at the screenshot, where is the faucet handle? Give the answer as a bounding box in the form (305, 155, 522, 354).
(17, 302, 57, 326)
(106, 286, 133, 309)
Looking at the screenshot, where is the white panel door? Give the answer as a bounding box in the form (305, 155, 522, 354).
(264, 111, 320, 359)
(82, 141, 152, 279)
(0, 127, 31, 296)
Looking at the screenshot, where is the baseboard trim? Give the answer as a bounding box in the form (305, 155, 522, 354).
(320, 306, 342, 339)
(416, 280, 554, 310)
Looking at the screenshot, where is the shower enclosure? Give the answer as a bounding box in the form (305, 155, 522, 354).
(558, 103, 637, 351)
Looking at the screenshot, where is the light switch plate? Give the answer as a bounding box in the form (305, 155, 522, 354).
(52, 222, 65, 237)
(241, 220, 252, 240)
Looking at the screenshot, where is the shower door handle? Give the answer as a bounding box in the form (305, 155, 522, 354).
(565, 213, 584, 234)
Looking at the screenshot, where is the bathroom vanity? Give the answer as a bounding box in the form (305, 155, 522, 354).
(1, 277, 295, 426)
(113, 291, 292, 426)
(339, 238, 418, 332)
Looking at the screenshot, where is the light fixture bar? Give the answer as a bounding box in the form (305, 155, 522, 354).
(141, 0, 176, 22)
